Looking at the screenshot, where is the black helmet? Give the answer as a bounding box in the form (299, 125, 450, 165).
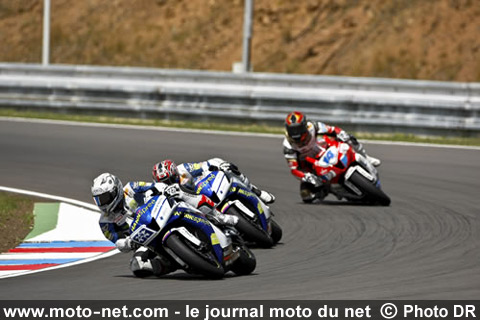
(285, 111, 311, 146)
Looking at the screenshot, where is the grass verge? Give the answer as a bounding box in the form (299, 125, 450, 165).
(1, 109, 480, 146)
(0, 192, 35, 253)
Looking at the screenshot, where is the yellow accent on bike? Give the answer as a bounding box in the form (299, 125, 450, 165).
(211, 233, 220, 245)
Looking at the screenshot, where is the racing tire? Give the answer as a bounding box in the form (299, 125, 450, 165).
(230, 245, 256, 276)
(226, 206, 274, 248)
(132, 270, 153, 278)
(349, 171, 391, 206)
(164, 233, 225, 279)
(270, 219, 282, 245)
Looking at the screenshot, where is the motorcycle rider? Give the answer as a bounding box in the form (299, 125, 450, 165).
(91, 172, 236, 278)
(152, 158, 276, 205)
(283, 111, 381, 203)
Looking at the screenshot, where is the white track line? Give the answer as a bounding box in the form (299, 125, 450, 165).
(0, 186, 118, 279)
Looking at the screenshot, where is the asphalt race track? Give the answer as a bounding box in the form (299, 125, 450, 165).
(0, 118, 479, 299)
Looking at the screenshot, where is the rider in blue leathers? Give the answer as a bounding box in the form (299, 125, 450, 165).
(91, 172, 233, 278)
(152, 158, 276, 205)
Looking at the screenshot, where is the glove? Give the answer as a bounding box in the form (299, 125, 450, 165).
(115, 237, 133, 253)
(219, 162, 241, 175)
(149, 184, 162, 196)
(337, 130, 350, 142)
(228, 163, 241, 175)
(302, 173, 322, 187)
(144, 189, 155, 200)
(219, 162, 231, 172)
(349, 134, 359, 146)
(164, 184, 180, 197)
(152, 182, 167, 194)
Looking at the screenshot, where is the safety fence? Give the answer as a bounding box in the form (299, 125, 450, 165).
(0, 63, 479, 136)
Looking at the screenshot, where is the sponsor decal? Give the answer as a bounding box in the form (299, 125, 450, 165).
(131, 198, 156, 231)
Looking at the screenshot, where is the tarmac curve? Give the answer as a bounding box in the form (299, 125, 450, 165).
(0, 118, 479, 299)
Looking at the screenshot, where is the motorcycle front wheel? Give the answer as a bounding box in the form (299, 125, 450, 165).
(270, 219, 282, 245)
(227, 206, 274, 248)
(230, 245, 256, 276)
(349, 171, 391, 206)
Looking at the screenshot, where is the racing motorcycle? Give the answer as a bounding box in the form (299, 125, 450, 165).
(194, 170, 282, 248)
(128, 194, 256, 279)
(305, 136, 391, 206)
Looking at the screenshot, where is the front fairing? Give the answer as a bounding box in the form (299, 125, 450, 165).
(313, 141, 356, 184)
(130, 195, 225, 264)
(225, 181, 269, 231)
(162, 206, 224, 263)
(194, 171, 232, 203)
(129, 195, 176, 249)
(130, 197, 156, 233)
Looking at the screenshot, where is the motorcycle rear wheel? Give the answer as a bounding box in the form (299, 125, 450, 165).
(227, 206, 274, 248)
(230, 245, 256, 276)
(164, 233, 225, 279)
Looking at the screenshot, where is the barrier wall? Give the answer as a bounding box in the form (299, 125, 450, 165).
(1, 63, 479, 136)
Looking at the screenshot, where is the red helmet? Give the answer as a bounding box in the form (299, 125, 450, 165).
(152, 160, 179, 184)
(285, 111, 311, 146)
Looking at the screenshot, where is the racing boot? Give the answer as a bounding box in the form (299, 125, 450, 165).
(366, 155, 381, 167)
(259, 190, 276, 204)
(217, 214, 239, 226)
(151, 255, 177, 277)
(349, 136, 381, 167)
(130, 247, 157, 278)
(210, 209, 239, 226)
(130, 247, 176, 278)
(251, 185, 276, 204)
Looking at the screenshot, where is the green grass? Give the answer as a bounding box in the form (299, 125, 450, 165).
(0, 192, 35, 253)
(1, 108, 480, 146)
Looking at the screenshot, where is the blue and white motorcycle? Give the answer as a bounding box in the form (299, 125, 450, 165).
(195, 170, 282, 248)
(129, 194, 256, 278)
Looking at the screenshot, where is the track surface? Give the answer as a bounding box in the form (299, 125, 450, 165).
(0, 119, 479, 299)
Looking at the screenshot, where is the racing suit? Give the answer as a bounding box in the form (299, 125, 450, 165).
(176, 158, 275, 204)
(283, 121, 377, 202)
(100, 181, 222, 278)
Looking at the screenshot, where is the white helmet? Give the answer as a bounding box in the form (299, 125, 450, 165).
(91, 173, 124, 214)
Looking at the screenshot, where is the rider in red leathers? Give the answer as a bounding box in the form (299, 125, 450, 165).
(282, 111, 381, 203)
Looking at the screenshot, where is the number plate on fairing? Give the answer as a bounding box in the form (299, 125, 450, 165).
(319, 146, 339, 167)
(211, 171, 230, 202)
(131, 225, 157, 246)
(151, 196, 175, 230)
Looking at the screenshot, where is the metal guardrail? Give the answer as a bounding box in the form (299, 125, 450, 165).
(0, 63, 479, 136)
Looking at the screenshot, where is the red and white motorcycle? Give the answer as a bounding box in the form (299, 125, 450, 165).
(305, 136, 391, 206)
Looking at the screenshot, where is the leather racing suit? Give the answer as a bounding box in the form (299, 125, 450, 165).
(100, 181, 221, 277)
(175, 158, 275, 204)
(283, 121, 376, 202)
